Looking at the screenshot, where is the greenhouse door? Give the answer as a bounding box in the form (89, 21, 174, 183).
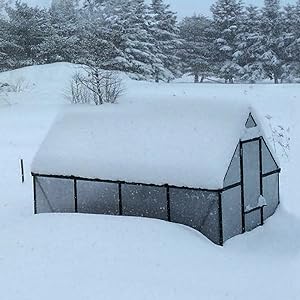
(242, 139, 262, 231)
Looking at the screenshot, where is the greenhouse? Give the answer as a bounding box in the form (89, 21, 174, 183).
(31, 103, 280, 245)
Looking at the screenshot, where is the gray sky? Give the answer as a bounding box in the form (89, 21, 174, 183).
(165, 0, 297, 18)
(26, 0, 297, 18)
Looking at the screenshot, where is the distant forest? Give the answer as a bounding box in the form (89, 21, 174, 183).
(0, 0, 300, 83)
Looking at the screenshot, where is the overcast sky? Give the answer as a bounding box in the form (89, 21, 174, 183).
(26, 0, 297, 18)
(166, 0, 296, 18)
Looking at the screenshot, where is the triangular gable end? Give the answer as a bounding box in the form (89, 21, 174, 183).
(261, 138, 279, 174)
(245, 113, 257, 129)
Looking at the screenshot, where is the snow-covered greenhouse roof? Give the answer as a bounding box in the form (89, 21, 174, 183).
(32, 100, 265, 189)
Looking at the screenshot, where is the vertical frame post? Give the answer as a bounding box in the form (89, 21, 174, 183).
(259, 138, 264, 225)
(166, 185, 171, 222)
(118, 182, 123, 215)
(218, 191, 224, 246)
(277, 172, 280, 206)
(33, 175, 37, 214)
(20, 159, 25, 183)
(239, 141, 246, 233)
(74, 179, 78, 213)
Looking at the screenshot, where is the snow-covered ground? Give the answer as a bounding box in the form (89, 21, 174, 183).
(0, 63, 299, 299)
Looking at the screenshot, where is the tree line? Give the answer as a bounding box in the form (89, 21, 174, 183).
(0, 0, 299, 84)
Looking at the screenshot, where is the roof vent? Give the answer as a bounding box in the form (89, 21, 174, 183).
(245, 113, 257, 129)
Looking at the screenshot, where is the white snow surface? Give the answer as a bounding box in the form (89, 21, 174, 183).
(32, 97, 254, 189)
(0, 63, 300, 300)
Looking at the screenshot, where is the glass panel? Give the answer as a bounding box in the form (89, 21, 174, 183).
(224, 144, 241, 187)
(221, 186, 242, 242)
(243, 140, 260, 209)
(169, 188, 220, 244)
(262, 173, 279, 220)
(35, 176, 74, 213)
(122, 185, 168, 220)
(245, 209, 261, 231)
(262, 139, 278, 174)
(245, 114, 257, 128)
(77, 181, 119, 215)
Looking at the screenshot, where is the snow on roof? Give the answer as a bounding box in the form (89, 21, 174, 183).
(31, 99, 262, 189)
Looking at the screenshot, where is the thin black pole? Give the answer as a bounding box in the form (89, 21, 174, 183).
(239, 141, 246, 233)
(33, 176, 37, 214)
(20, 159, 25, 183)
(259, 138, 263, 195)
(277, 173, 280, 205)
(118, 183, 123, 215)
(218, 192, 224, 246)
(166, 185, 171, 222)
(260, 207, 264, 226)
(74, 179, 78, 213)
(259, 138, 264, 225)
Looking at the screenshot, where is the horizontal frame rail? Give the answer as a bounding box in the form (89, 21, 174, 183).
(262, 168, 281, 178)
(244, 205, 266, 215)
(31, 173, 220, 193)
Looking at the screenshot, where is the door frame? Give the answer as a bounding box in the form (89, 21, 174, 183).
(239, 137, 264, 233)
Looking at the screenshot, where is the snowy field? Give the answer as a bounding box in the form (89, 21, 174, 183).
(0, 63, 299, 299)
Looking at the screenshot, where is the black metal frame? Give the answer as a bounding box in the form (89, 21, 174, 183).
(74, 179, 78, 213)
(222, 136, 280, 235)
(245, 113, 258, 128)
(218, 192, 223, 246)
(32, 173, 222, 244)
(31, 135, 280, 246)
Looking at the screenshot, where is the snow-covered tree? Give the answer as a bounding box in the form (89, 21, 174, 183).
(282, 2, 300, 80)
(37, 0, 81, 63)
(4, 2, 50, 67)
(259, 0, 285, 83)
(211, 0, 244, 83)
(179, 15, 213, 83)
(149, 0, 181, 81)
(0, 15, 22, 70)
(78, 0, 125, 70)
(101, 0, 162, 79)
(235, 6, 265, 82)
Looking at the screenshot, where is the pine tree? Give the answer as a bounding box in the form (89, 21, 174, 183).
(211, 0, 244, 83)
(236, 6, 264, 82)
(149, 0, 181, 82)
(283, 2, 300, 80)
(259, 0, 285, 83)
(78, 0, 125, 70)
(37, 0, 81, 63)
(292, 1, 300, 77)
(179, 15, 213, 83)
(5, 2, 50, 67)
(0, 16, 22, 70)
(104, 0, 162, 79)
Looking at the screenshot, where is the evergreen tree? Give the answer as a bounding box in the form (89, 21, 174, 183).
(37, 0, 81, 63)
(236, 6, 265, 82)
(103, 0, 162, 79)
(78, 0, 125, 70)
(0, 16, 23, 70)
(211, 0, 244, 83)
(149, 0, 181, 81)
(259, 0, 285, 83)
(283, 2, 300, 79)
(5, 2, 50, 67)
(179, 15, 213, 83)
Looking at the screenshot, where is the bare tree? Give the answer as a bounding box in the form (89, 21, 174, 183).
(265, 115, 290, 160)
(69, 66, 124, 105)
(69, 72, 91, 104)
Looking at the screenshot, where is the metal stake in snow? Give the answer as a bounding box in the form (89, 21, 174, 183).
(20, 159, 25, 183)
